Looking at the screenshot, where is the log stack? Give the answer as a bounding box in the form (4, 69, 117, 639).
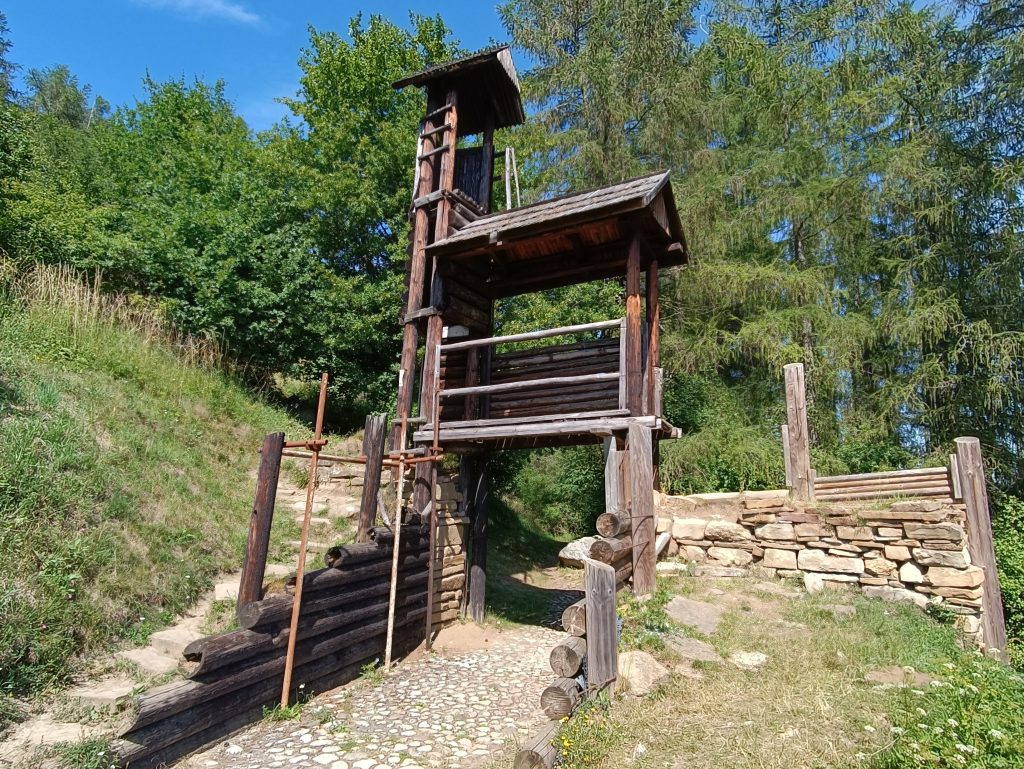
(114, 527, 460, 769)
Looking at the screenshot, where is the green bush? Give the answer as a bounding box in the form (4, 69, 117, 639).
(868, 654, 1024, 768)
(992, 495, 1024, 664)
(509, 446, 605, 538)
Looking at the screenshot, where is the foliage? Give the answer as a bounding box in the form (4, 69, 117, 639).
(992, 495, 1024, 665)
(0, 11, 16, 103)
(0, 264, 302, 719)
(51, 739, 119, 769)
(556, 694, 616, 769)
(868, 655, 1024, 769)
(618, 583, 674, 651)
(505, 446, 605, 537)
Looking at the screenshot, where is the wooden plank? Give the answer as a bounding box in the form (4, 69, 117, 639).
(604, 437, 626, 515)
(646, 259, 660, 412)
(625, 235, 643, 415)
(413, 416, 659, 444)
(439, 372, 619, 399)
(814, 466, 949, 484)
(618, 318, 627, 408)
(781, 424, 793, 490)
(441, 318, 622, 352)
(427, 409, 629, 432)
(784, 363, 812, 500)
(584, 559, 618, 689)
(954, 438, 1008, 659)
(814, 476, 951, 492)
(467, 456, 489, 623)
(949, 454, 962, 500)
(238, 432, 284, 610)
(357, 416, 387, 544)
(628, 422, 656, 596)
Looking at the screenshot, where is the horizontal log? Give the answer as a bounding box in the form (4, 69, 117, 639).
(492, 336, 618, 365)
(816, 488, 953, 501)
(441, 319, 622, 352)
(596, 512, 630, 538)
(487, 400, 621, 420)
(513, 721, 560, 769)
(182, 629, 274, 678)
(490, 362, 617, 386)
(288, 551, 430, 593)
(419, 416, 654, 443)
(540, 677, 582, 720)
(561, 599, 586, 637)
(814, 475, 949, 492)
(814, 466, 949, 485)
(323, 538, 426, 569)
(423, 410, 629, 433)
(441, 372, 619, 399)
(590, 536, 632, 564)
(549, 636, 587, 678)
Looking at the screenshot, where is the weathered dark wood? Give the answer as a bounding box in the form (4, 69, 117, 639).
(590, 535, 632, 564)
(238, 432, 284, 610)
(513, 721, 560, 769)
(441, 372, 618, 400)
(287, 551, 430, 594)
(784, 362, 812, 500)
(560, 598, 587, 637)
(628, 422, 656, 596)
(625, 234, 643, 415)
(584, 559, 618, 690)
(955, 437, 1008, 659)
(540, 677, 582, 720)
(549, 636, 587, 678)
(357, 415, 387, 543)
(596, 511, 631, 538)
(467, 455, 489, 623)
(442, 319, 622, 352)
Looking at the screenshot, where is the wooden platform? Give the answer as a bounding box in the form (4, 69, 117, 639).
(413, 413, 678, 449)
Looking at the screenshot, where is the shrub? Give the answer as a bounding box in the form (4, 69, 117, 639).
(992, 495, 1024, 664)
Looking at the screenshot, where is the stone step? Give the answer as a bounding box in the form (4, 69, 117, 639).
(149, 627, 204, 659)
(65, 677, 137, 711)
(116, 647, 180, 677)
(288, 540, 330, 553)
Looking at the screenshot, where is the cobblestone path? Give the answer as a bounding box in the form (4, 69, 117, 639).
(178, 624, 565, 769)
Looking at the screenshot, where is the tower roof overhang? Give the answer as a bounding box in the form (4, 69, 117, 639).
(427, 171, 688, 298)
(393, 45, 525, 135)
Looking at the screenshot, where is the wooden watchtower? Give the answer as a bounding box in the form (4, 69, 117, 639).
(393, 46, 688, 615)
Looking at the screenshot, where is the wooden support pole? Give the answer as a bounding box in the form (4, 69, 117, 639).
(783, 363, 812, 501)
(625, 234, 643, 416)
(238, 432, 284, 611)
(584, 558, 618, 690)
(781, 424, 793, 490)
(645, 258, 659, 414)
(954, 437, 1009, 659)
(357, 415, 387, 544)
(467, 456, 489, 623)
(384, 415, 411, 670)
(628, 422, 656, 596)
(603, 437, 626, 515)
(281, 373, 329, 708)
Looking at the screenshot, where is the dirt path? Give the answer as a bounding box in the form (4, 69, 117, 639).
(177, 623, 563, 769)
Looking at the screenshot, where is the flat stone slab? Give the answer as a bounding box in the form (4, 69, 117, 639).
(656, 561, 688, 575)
(865, 666, 935, 687)
(66, 677, 136, 710)
(691, 565, 747, 578)
(618, 651, 671, 696)
(665, 636, 724, 664)
(214, 579, 240, 601)
(665, 596, 724, 635)
(116, 647, 180, 676)
(0, 713, 106, 761)
(150, 626, 204, 658)
(730, 650, 769, 672)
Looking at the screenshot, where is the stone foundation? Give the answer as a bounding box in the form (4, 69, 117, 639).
(656, 490, 984, 645)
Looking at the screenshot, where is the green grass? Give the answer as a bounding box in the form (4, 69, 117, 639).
(0, 264, 307, 727)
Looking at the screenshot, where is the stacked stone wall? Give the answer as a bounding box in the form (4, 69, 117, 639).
(657, 490, 984, 645)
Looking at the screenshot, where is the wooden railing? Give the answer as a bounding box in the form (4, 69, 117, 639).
(813, 466, 955, 502)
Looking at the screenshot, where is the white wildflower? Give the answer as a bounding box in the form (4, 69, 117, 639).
(891, 726, 905, 735)
(863, 725, 876, 733)
(948, 718, 960, 728)
(989, 729, 1006, 740)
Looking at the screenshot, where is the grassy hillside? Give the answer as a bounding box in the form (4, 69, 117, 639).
(0, 263, 306, 723)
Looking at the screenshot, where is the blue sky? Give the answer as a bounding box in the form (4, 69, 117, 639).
(4, 1, 511, 130)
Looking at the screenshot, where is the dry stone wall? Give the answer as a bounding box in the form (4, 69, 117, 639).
(656, 490, 984, 645)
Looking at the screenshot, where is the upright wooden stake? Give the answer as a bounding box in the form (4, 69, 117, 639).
(603, 437, 626, 514)
(238, 432, 284, 611)
(384, 414, 410, 670)
(784, 363, 812, 500)
(357, 415, 387, 543)
(954, 437, 1009, 659)
(583, 558, 617, 690)
(625, 234, 643, 416)
(281, 373, 329, 708)
(645, 258, 660, 412)
(781, 424, 793, 490)
(467, 455, 489, 623)
(628, 422, 656, 596)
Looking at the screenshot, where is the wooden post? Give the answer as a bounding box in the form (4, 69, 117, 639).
(238, 432, 284, 611)
(954, 437, 1009, 658)
(356, 415, 387, 543)
(584, 558, 617, 690)
(645, 259, 659, 413)
(603, 437, 626, 514)
(781, 424, 793, 490)
(628, 422, 656, 596)
(467, 455, 489, 623)
(625, 235, 643, 416)
(783, 363, 812, 500)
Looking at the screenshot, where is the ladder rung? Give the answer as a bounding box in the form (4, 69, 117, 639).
(424, 103, 454, 121)
(420, 123, 452, 139)
(418, 143, 451, 160)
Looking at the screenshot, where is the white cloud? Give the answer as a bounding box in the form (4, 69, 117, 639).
(137, 0, 261, 25)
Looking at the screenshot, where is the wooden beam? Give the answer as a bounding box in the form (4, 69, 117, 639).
(604, 437, 626, 514)
(954, 437, 1009, 659)
(625, 234, 643, 416)
(584, 559, 618, 690)
(238, 432, 284, 610)
(467, 456, 489, 623)
(628, 422, 656, 596)
(441, 318, 621, 352)
(439, 372, 618, 399)
(356, 416, 387, 544)
(646, 258, 660, 413)
(784, 363, 812, 501)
